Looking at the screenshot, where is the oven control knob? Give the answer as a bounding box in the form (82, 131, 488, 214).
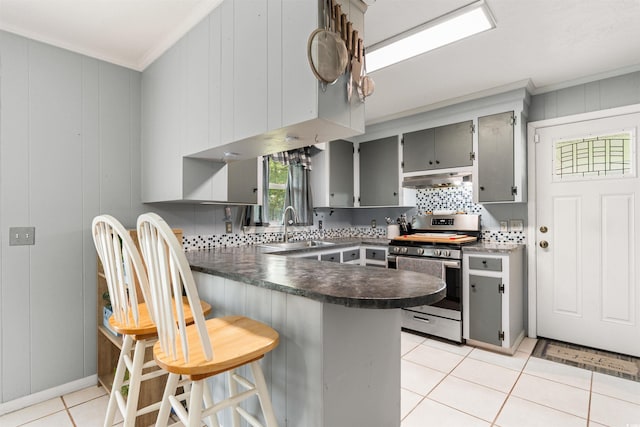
(433, 249, 441, 256)
(393, 247, 401, 254)
(401, 247, 409, 254)
(443, 250, 450, 257)
(416, 248, 424, 255)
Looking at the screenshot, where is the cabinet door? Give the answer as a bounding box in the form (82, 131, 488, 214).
(227, 158, 258, 203)
(403, 128, 436, 172)
(478, 111, 515, 202)
(329, 140, 354, 207)
(468, 275, 502, 346)
(359, 136, 399, 206)
(434, 120, 473, 169)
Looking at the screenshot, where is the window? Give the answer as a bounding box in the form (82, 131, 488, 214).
(268, 160, 288, 224)
(553, 131, 634, 181)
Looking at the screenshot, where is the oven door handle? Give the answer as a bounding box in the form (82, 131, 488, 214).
(443, 260, 461, 269)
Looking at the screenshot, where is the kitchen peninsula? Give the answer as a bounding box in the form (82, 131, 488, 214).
(186, 242, 445, 427)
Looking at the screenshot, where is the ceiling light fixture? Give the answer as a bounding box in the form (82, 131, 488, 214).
(366, 0, 496, 73)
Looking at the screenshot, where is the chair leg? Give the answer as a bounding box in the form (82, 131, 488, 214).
(122, 338, 147, 425)
(187, 380, 204, 427)
(228, 369, 241, 427)
(155, 373, 179, 427)
(202, 380, 219, 427)
(250, 361, 279, 427)
(104, 335, 133, 427)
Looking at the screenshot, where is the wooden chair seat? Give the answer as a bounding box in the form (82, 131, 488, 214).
(137, 212, 280, 426)
(109, 298, 212, 338)
(153, 315, 279, 379)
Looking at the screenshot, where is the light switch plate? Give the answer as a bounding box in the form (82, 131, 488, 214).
(10, 227, 35, 245)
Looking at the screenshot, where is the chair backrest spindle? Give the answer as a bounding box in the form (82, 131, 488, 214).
(137, 213, 213, 363)
(92, 215, 153, 328)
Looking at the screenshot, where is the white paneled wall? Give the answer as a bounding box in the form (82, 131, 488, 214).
(0, 32, 146, 403)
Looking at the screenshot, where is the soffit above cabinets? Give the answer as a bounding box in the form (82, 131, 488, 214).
(1, 0, 640, 125)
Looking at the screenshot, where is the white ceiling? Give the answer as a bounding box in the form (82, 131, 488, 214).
(1, 0, 640, 125)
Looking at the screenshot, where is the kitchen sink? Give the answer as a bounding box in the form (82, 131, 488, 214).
(260, 240, 335, 251)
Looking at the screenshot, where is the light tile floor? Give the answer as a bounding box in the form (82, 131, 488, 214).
(2, 334, 640, 426)
(401, 333, 640, 427)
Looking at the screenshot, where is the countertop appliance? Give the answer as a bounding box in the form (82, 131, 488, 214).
(387, 214, 481, 342)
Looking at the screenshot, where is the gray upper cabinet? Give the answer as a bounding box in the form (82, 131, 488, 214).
(311, 139, 354, 207)
(477, 111, 516, 202)
(402, 121, 473, 172)
(329, 140, 355, 207)
(227, 158, 259, 204)
(403, 128, 434, 172)
(359, 136, 399, 206)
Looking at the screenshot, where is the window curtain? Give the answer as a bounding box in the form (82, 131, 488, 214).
(271, 147, 314, 226)
(241, 157, 270, 226)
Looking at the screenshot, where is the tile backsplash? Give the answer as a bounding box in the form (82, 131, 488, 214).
(182, 184, 526, 250)
(183, 227, 387, 251)
(416, 184, 527, 244)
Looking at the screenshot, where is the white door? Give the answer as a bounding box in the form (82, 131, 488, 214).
(534, 112, 640, 357)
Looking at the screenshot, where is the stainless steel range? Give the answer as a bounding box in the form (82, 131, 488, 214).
(387, 214, 481, 343)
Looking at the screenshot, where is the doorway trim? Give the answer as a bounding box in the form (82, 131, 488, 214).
(526, 103, 640, 339)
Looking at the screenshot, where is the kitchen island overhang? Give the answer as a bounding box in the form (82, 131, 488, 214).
(186, 245, 445, 427)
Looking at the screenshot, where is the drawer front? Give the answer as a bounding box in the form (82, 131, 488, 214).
(468, 256, 502, 271)
(401, 309, 462, 343)
(366, 248, 386, 261)
(320, 252, 340, 263)
(342, 249, 360, 262)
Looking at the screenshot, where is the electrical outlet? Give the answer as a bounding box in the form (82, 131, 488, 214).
(10, 227, 35, 246)
(225, 222, 232, 234)
(371, 219, 377, 228)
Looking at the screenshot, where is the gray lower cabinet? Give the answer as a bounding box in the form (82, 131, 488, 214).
(342, 248, 360, 263)
(477, 111, 517, 203)
(402, 120, 473, 172)
(320, 252, 340, 263)
(359, 136, 399, 206)
(468, 275, 503, 346)
(462, 247, 524, 354)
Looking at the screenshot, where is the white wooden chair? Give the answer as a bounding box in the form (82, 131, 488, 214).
(136, 212, 279, 427)
(92, 215, 211, 427)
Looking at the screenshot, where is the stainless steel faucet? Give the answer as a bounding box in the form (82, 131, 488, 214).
(282, 205, 297, 242)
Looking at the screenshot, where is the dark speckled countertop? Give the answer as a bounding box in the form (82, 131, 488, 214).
(186, 239, 446, 309)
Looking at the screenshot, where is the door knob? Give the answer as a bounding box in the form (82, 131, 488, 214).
(540, 226, 548, 233)
(539, 240, 549, 249)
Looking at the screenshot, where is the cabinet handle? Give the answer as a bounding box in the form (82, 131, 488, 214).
(471, 284, 476, 289)
(330, 193, 335, 197)
(435, 160, 440, 164)
(429, 161, 433, 165)
(252, 188, 258, 193)
(413, 315, 431, 324)
(393, 192, 397, 196)
(480, 186, 485, 191)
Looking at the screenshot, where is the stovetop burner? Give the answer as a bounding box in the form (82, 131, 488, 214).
(389, 214, 481, 259)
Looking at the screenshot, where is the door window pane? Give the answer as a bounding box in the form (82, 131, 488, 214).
(553, 131, 634, 181)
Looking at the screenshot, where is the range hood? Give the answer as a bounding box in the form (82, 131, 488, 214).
(402, 169, 472, 189)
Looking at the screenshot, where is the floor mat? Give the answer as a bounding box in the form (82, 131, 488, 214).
(532, 338, 640, 382)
